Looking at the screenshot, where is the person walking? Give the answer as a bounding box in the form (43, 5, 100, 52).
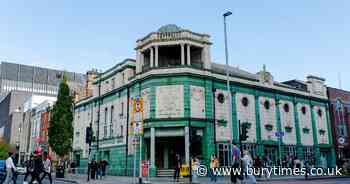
(231, 144, 241, 184)
(101, 160, 109, 178)
(241, 150, 256, 184)
(24, 155, 34, 184)
(254, 156, 263, 178)
(173, 154, 181, 182)
(3, 152, 16, 184)
(29, 151, 44, 184)
(191, 157, 199, 183)
(209, 155, 219, 182)
(96, 160, 102, 180)
(90, 160, 97, 180)
(40, 152, 52, 184)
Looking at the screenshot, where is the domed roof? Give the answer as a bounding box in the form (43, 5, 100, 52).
(157, 24, 182, 33)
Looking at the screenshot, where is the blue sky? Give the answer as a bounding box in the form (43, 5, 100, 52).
(1, 0, 349, 90)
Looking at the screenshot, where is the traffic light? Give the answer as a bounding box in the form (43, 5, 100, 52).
(240, 123, 249, 141)
(86, 127, 93, 144)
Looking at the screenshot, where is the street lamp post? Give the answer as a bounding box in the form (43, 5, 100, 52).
(223, 10, 233, 165)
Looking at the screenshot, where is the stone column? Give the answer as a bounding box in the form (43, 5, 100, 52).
(181, 44, 185, 65)
(185, 126, 190, 164)
(187, 44, 191, 66)
(150, 47, 154, 68)
(203, 45, 211, 69)
(155, 45, 159, 67)
(140, 52, 144, 71)
(136, 51, 141, 73)
(150, 127, 156, 176)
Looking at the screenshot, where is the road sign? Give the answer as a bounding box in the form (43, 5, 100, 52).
(131, 96, 144, 136)
(275, 131, 285, 137)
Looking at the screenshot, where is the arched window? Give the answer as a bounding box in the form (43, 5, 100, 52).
(264, 100, 270, 110)
(318, 109, 323, 117)
(104, 107, 108, 124)
(217, 93, 225, 104)
(301, 106, 307, 115)
(242, 97, 249, 107)
(110, 106, 114, 137)
(284, 104, 290, 113)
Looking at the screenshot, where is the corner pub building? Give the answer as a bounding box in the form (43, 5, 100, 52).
(73, 25, 336, 176)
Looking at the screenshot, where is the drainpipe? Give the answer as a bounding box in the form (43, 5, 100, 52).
(97, 76, 101, 159)
(125, 87, 130, 176)
(212, 82, 217, 154)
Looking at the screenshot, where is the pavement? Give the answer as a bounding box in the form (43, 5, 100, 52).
(54, 174, 350, 184)
(10, 174, 73, 184)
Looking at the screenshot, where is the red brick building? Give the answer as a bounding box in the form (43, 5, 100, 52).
(328, 87, 350, 161)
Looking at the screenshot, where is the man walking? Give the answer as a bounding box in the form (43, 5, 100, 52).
(173, 154, 181, 182)
(231, 144, 241, 184)
(40, 152, 52, 184)
(29, 151, 43, 184)
(4, 152, 16, 184)
(24, 155, 34, 184)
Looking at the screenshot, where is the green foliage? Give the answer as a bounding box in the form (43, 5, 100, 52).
(48, 74, 74, 157)
(0, 140, 10, 160)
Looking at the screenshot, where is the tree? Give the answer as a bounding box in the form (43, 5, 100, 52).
(48, 74, 74, 157)
(0, 138, 10, 159)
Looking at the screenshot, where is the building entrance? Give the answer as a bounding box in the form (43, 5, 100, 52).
(155, 137, 185, 169)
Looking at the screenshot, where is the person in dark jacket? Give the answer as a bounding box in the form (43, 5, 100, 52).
(173, 154, 181, 182)
(90, 160, 97, 180)
(101, 160, 109, 178)
(29, 151, 43, 184)
(24, 155, 34, 182)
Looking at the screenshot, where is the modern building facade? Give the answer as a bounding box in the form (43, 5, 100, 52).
(0, 61, 86, 100)
(0, 61, 86, 146)
(0, 91, 31, 144)
(327, 87, 350, 163)
(73, 25, 336, 176)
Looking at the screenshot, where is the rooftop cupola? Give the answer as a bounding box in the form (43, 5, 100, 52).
(135, 24, 212, 73)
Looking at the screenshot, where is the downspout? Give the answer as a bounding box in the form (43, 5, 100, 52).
(125, 86, 130, 176)
(212, 81, 217, 154)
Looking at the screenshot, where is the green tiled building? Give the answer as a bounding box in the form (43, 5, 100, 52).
(72, 25, 336, 176)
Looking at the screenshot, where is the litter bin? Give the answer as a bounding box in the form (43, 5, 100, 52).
(56, 166, 65, 178)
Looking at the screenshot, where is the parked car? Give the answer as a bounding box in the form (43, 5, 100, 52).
(0, 160, 6, 184)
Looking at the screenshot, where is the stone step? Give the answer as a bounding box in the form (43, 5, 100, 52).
(156, 169, 175, 177)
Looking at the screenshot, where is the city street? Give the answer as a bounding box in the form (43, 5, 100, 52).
(48, 174, 350, 184)
(259, 178, 350, 184)
(12, 175, 73, 184)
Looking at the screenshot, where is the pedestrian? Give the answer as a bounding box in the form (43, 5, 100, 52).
(3, 152, 16, 184)
(40, 152, 52, 184)
(304, 160, 310, 180)
(209, 154, 219, 182)
(90, 160, 97, 180)
(173, 154, 181, 182)
(11, 153, 18, 184)
(101, 160, 109, 178)
(29, 151, 44, 184)
(96, 160, 102, 179)
(253, 156, 262, 178)
(191, 157, 199, 183)
(241, 150, 256, 184)
(70, 161, 76, 174)
(231, 144, 241, 184)
(294, 157, 301, 169)
(24, 154, 34, 184)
